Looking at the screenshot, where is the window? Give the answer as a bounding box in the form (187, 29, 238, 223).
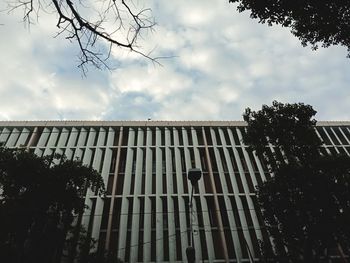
(196, 128, 204, 145)
(215, 128, 222, 145)
(101, 199, 111, 230)
(204, 127, 212, 145)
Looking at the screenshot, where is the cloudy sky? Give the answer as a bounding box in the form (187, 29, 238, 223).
(0, 0, 349, 121)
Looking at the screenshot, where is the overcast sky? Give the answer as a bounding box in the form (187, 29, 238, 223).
(0, 0, 349, 121)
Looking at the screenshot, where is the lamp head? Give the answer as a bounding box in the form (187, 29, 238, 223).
(186, 246, 196, 263)
(187, 168, 202, 186)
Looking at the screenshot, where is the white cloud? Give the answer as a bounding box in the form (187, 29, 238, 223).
(110, 64, 193, 101)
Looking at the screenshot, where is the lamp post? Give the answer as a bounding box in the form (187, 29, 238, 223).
(186, 168, 202, 263)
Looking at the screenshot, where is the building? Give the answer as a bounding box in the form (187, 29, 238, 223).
(0, 121, 349, 262)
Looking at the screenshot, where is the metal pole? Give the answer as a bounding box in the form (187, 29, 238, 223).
(186, 184, 196, 263)
(189, 185, 194, 247)
(187, 169, 201, 263)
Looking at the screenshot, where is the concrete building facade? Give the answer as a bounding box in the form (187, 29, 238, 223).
(0, 121, 349, 262)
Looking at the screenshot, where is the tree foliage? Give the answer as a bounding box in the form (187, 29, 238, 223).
(243, 101, 350, 262)
(6, 0, 157, 72)
(0, 147, 105, 263)
(243, 101, 321, 169)
(229, 0, 350, 57)
(258, 156, 350, 262)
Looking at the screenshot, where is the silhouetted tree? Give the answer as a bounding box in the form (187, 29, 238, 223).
(229, 0, 350, 57)
(243, 101, 350, 262)
(6, 0, 157, 73)
(243, 101, 322, 170)
(74, 227, 123, 263)
(0, 147, 105, 263)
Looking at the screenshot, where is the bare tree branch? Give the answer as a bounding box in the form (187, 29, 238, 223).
(6, 0, 159, 74)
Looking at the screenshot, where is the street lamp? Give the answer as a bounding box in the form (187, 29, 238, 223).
(186, 168, 202, 263)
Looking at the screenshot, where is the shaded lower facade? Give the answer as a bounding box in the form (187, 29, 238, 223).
(0, 121, 349, 262)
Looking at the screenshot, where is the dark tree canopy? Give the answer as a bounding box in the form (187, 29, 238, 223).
(0, 147, 105, 263)
(229, 0, 350, 57)
(258, 156, 350, 262)
(243, 100, 321, 169)
(243, 101, 350, 262)
(6, 0, 157, 72)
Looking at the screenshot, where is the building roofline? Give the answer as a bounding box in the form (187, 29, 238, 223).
(0, 120, 349, 127)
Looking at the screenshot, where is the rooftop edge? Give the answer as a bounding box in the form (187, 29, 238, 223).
(0, 120, 349, 127)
